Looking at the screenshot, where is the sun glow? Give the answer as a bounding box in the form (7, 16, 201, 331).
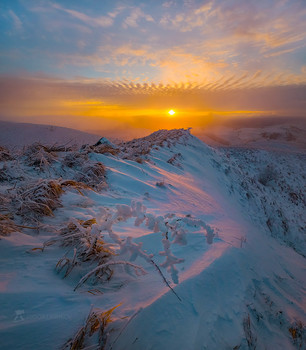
(168, 109, 175, 116)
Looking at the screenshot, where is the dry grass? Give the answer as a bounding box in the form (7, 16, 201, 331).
(62, 304, 120, 350)
(17, 179, 63, 219)
(0, 193, 10, 212)
(24, 143, 58, 170)
(60, 180, 94, 196)
(52, 218, 115, 280)
(243, 314, 257, 350)
(289, 320, 305, 348)
(91, 145, 120, 156)
(0, 213, 20, 236)
(0, 163, 24, 182)
(0, 146, 13, 161)
(63, 152, 88, 168)
(77, 162, 106, 189)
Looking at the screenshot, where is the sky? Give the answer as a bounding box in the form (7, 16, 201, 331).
(0, 0, 305, 137)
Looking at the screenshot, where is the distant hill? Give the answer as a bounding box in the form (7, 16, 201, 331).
(195, 117, 306, 152)
(0, 121, 100, 147)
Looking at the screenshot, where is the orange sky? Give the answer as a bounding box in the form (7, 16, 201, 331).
(0, 0, 305, 137)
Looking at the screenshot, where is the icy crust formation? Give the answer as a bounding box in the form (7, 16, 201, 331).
(0, 128, 305, 350)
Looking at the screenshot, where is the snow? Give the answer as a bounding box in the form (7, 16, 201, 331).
(0, 127, 305, 349)
(0, 120, 100, 148)
(195, 121, 306, 152)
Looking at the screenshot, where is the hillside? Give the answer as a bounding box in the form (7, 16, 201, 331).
(0, 121, 100, 148)
(195, 118, 306, 152)
(0, 128, 305, 349)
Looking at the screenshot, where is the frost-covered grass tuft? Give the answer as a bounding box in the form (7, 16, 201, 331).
(288, 320, 305, 348)
(62, 304, 120, 350)
(0, 146, 14, 161)
(0, 213, 20, 236)
(16, 179, 63, 220)
(60, 180, 94, 196)
(91, 144, 120, 156)
(62, 151, 88, 168)
(76, 162, 106, 189)
(23, 142, 58, 170)
(46, 218, 116, 283)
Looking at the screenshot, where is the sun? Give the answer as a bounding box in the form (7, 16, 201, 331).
(168, 109, 175, 116)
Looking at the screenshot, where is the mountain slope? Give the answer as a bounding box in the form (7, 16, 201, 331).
(0, 129, 305, 349)
(0, 120, 100, 147)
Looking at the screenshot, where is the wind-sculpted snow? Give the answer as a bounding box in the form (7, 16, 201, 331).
(0, 128, 305, 349)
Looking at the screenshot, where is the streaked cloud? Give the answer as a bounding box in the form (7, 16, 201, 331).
(52, 3, 114, 28)
(8, 10, 22, 31)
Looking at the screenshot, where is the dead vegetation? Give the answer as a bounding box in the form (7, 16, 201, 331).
(24, 143, 59, 170)
(62, 304, 120, 350)
(0, 213, 20, 236)
(60, 180, 94, 196)
(0, 146, 14, 161)
(243, 314, 257, 350)
(63, 151, 88, 168)
(289, 320, 305, 349)
(76, 162, 106, 189)
(46, 218, 116, 283)
(16, 179, 63, 220)
(0, 140, 110, 237)
(91, 144, 120, 156)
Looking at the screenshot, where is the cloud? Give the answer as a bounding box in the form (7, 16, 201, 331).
(52, 3, 113, 27)
(8, 10, 23, 31)
(123, 7, 154, 28)
(162, 1, 175, 8)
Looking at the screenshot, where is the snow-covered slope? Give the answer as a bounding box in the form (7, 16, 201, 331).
(196, 121, 306, 152)
(0, 129, 305, 349)
(0, 121, 100, 148)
